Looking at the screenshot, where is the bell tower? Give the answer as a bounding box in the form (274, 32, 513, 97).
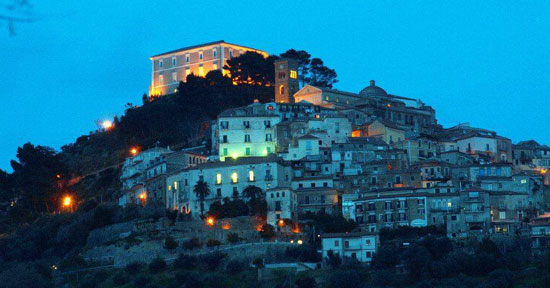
(274, 58, 299, 103)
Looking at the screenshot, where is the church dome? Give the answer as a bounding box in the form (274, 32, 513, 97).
(359, 80, 388, 97)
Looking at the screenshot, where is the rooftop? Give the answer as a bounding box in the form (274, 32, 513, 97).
(151, 40, 267, 58)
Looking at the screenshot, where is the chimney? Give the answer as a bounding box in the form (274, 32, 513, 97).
(370, 80, 375, 87)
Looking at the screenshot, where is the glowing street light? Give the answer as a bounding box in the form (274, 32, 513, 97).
(206, 216, 215, 226)
(102, 120, 114, 130)
(130, 147, 139, 156)
(63, 196, 72, 207)
(278, 219, 285, 227)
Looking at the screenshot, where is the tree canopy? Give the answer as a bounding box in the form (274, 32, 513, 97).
(280, 49, 338, 88)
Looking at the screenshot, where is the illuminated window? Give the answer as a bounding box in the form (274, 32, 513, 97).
(216, 173, 222, 185)
(172, 57, 176, 66)
(212, 48, 217, 57)
(213, 62, 218, 70)
(185, 67, 191, 78)
(279, 85, 285, 95)
(290, 70, 297, 79)
(231, 172, 238, 183)
(198, 65, 204, 76)
(172, 72, 177, 82)
(199, 51, 203, 60)
(447, 202, 452, 208)
(249, 170, 255, 182)
(159, 75, 164, 84)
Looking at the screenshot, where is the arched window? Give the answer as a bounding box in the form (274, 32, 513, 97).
(279, 85, 285, 95)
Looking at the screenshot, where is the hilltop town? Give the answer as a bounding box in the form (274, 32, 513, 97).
(2, 40, 550, 288)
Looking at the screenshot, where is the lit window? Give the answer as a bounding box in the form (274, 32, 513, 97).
(172, 72, 177, 82)
(279, 85, 285, 95)
(159, 75, 164, 83)
(231, 172, 238, 183)
(447, 202, 452, 208)
(185, 67, 191, 77)
(199, 66, 204, 76)
(213, 62, 218, 70)
(249, 170, 255, 182)
(216, 173, 222, 185)
(199, 51, 203, 60)
(290, 70, 297, 79)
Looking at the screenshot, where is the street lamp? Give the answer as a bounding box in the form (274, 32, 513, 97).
(206, 216, 215, 226)
(102, 120, 114, 130)
(130, 147, 139, 156)
(62, 195, 73, 212)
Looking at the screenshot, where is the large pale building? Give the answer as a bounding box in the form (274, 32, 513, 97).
(149, 40, 267, 96)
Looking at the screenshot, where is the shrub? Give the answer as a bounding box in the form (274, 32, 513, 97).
(253, 257, 264, 268)
(149, 256, 167, 273)
(174, 254, 197, 270)
(125, 261, 144, 275)
(60, 255, 87, 271)
(295, 275, 316, 288)
(259, 223, 275, 238)
(226, 259, 244, 274)
(227, 233, 240, 244)
(206, 239, 221, 247)
(200, 252, 227, 271)
(112, 272, 128, 286)
(183, 238, 202, 250)
(134, 275, 150, 287)
(164, 236, 179, 250)
(180, 271, 204, 288)
(326, 270, 361, 288)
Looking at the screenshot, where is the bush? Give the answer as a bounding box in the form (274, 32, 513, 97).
(227, 233, 240, 244)
(149, 256, 167, 273)
(178, 271, 203, 288)
(206, 239, 221, 247)
(112, 272, 128, 286)
(259, 223, 275, 238)
(174, 254, 198, 270)
(295, 275, 316, 288)
(326, 270, 361, 288)
(164, 236, 179, 250)
(134, 275, 150, 287)
(226, 259, 245, 274)
(200, 252, 227, 271)
(60, 255, 87, 271)
(183, 237, 202, 250)
(125, 261, 144, 275)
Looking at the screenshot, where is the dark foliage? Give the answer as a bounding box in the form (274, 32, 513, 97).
(183, 237, 202, 250)
(259, 223, 275, 238)
(226, 232, 241, 243)
(208, 197, 249, 219)
(199, 251, 227, 271)
(148, 256, 167, 273)
(226, 259, 245, 273)
(125, 261, 144, 275)
(174, 254, 198, 270)
(164, 235, 179, 250)
(206, 239, 221, 247)
(326, 270, 361, 288)
(302, 211, 357, 234)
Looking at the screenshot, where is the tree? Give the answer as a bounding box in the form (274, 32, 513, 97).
(193, 180, 210, 217)
(242, 185, 264, 215)
(10, 143, 67, 213)
(309, 58, 338, 88)
(259, 223, 275, 238)
(279, 49, 338, 88)
(0, 169, 14, 202)
(280, 49, 311, 86)
(224, 51, 278, 86)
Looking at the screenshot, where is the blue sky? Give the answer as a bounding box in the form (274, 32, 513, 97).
(1, 0, 549, 171)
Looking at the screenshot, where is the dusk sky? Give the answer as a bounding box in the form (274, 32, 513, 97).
(2, 0, 549, 171)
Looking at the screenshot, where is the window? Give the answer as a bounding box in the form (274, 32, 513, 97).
(172, 57, 176, 66)
(172, 72, 177, 82)
(290, 70, 297, 79)
(243, 121, 250, 128)
(199, 51, 203, 60)
(198, 65, 204, 76)
(222, 135, 228, 143)
(217, 188, 221, 197)
(249, 170, 255, 182)
(159, 60, 163, 68)
(213, 62, 218, 70)
(245, 147, 251, 155)
(366, 251, 372, 258)
(223, 148, 228, 156)
(216, 173, 222, 185)
(499, 211, 506, 219)
(185, 67, 191, 78)
(279, 85, 285, 95)
(159, 75, 164, 84)
(212, 48, 217, 57)
(265, 133, 272, 141)
(344, 241, 349, 248)
(229, 49, 233, 58)
(231, 172, 238, 183)
(264, 120, 271, 128)
(244, 134, 251, 142)
(185, 54, 190, 62)
(334, 240, 339, 247)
